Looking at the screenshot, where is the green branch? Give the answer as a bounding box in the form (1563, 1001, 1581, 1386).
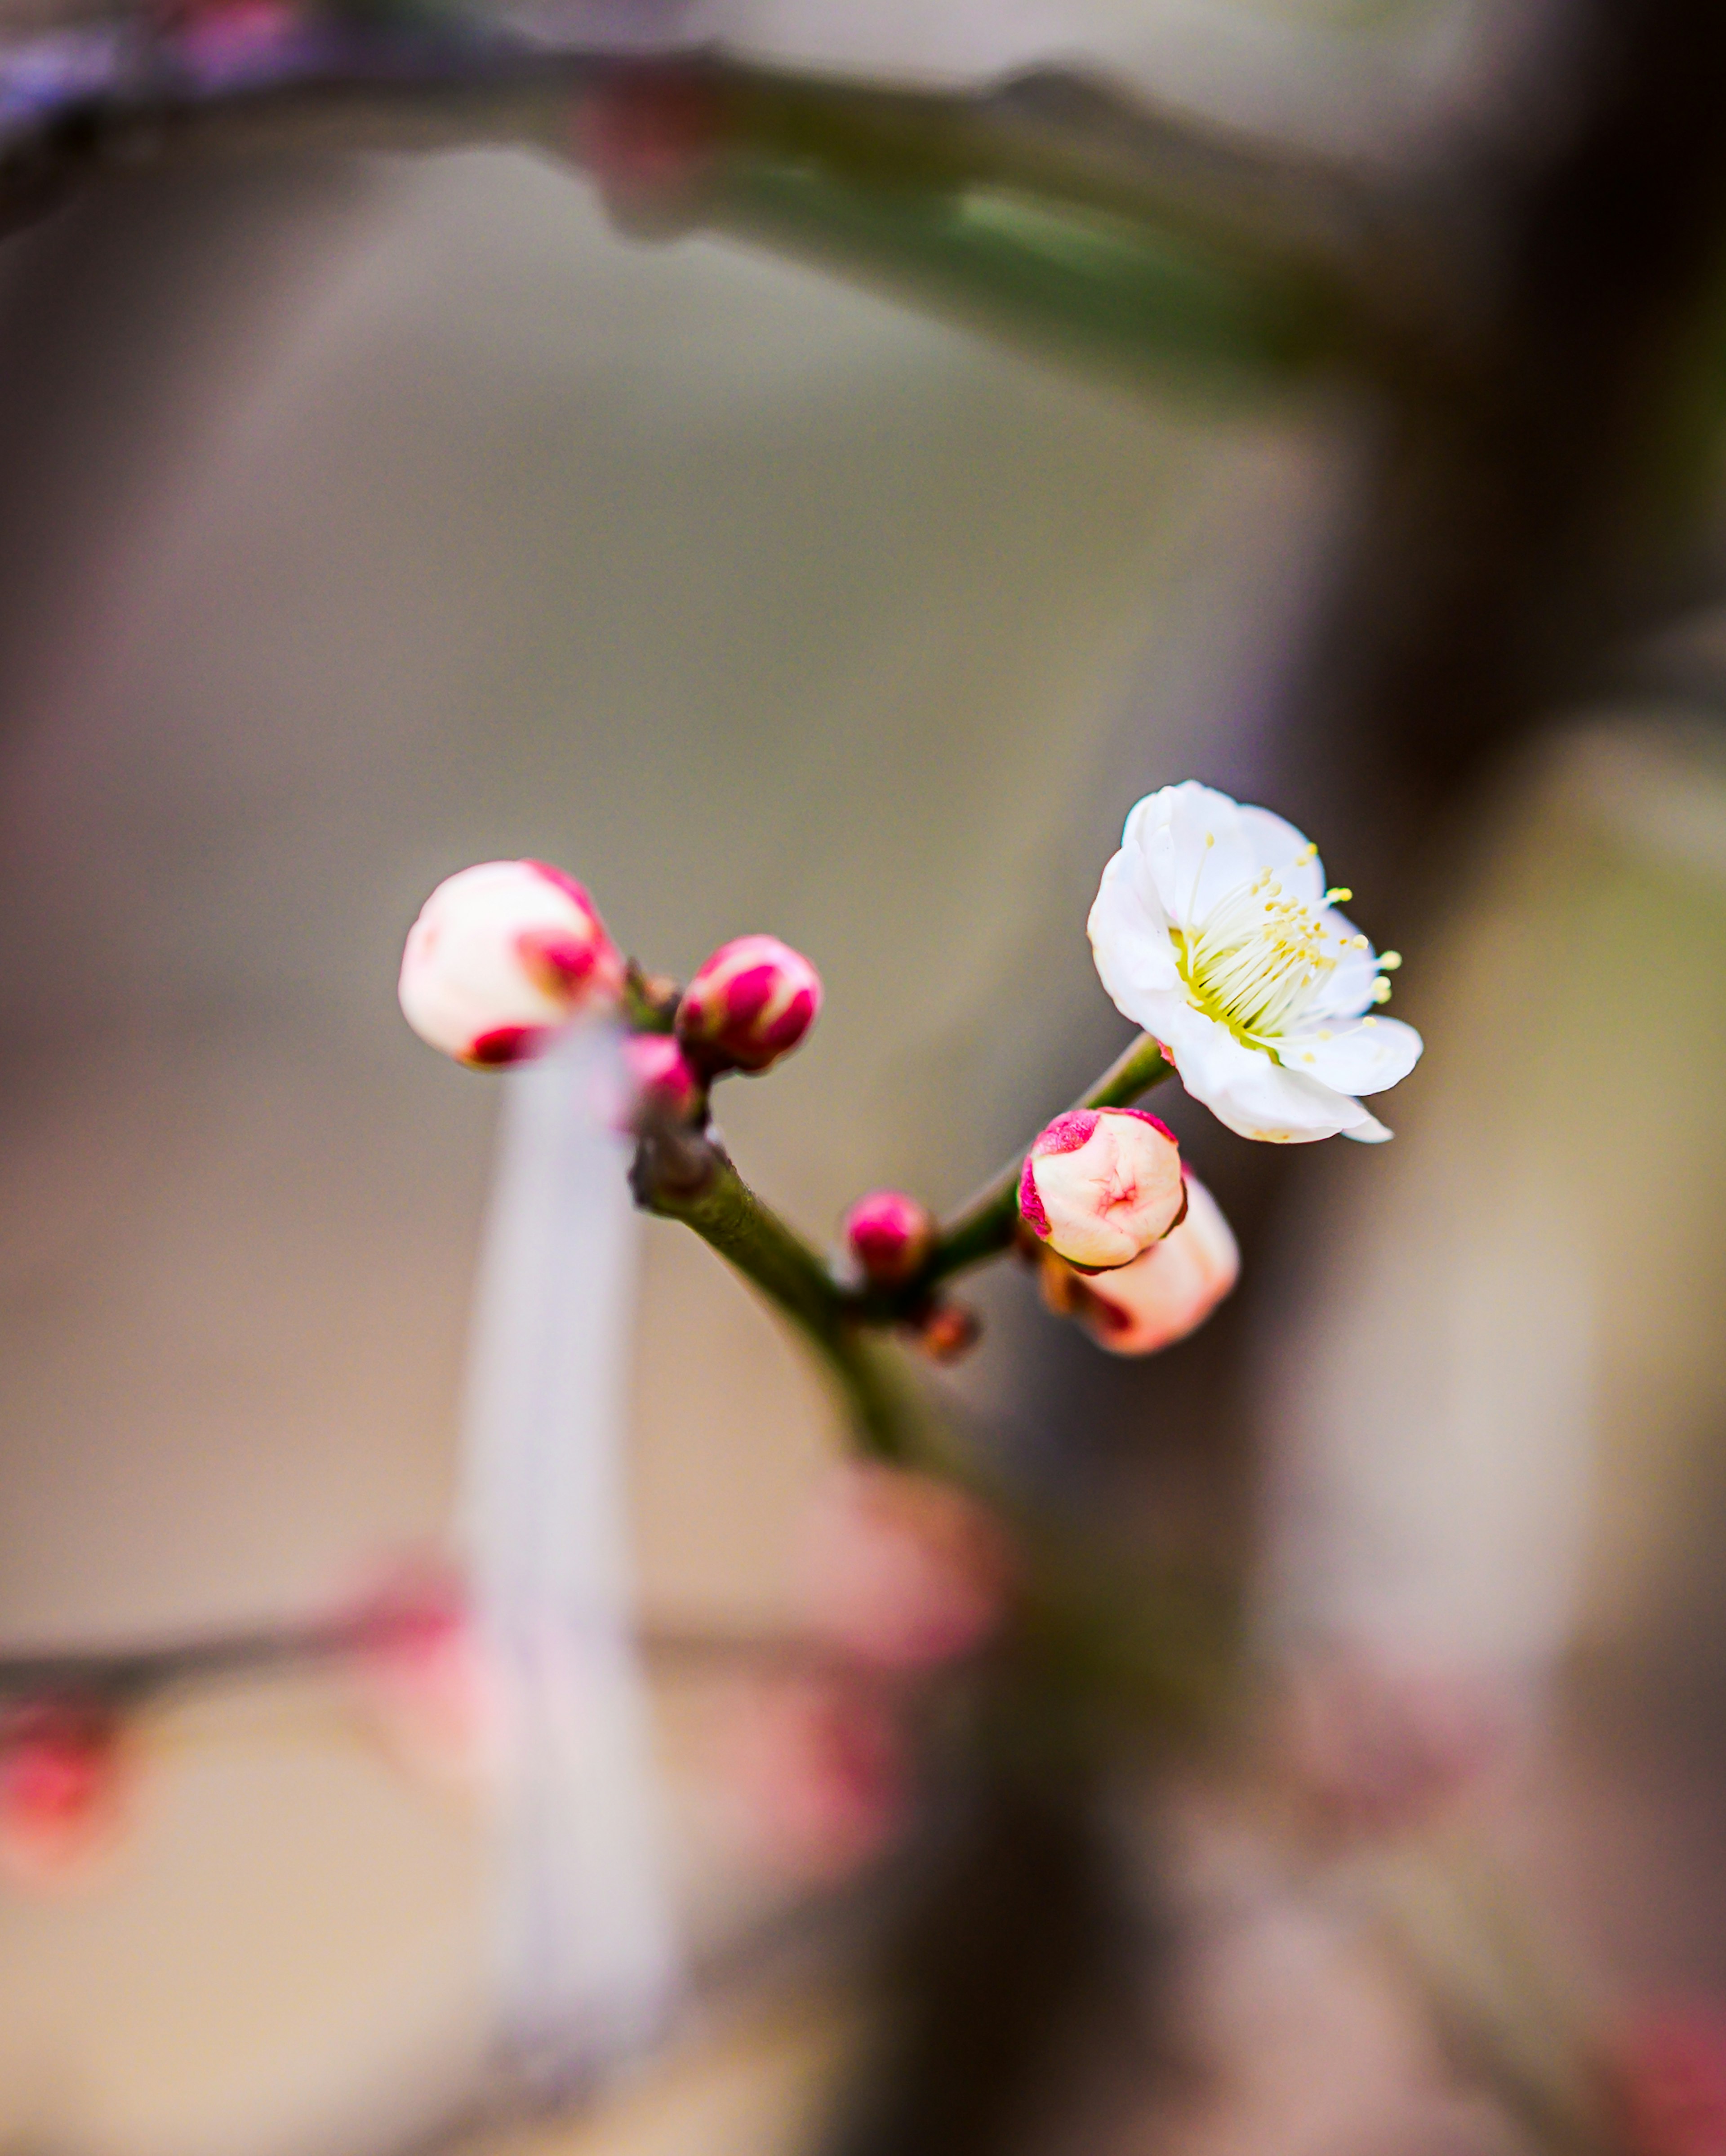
(636, 1138, 916, 1462)
(632, 1031, 1170, 1460)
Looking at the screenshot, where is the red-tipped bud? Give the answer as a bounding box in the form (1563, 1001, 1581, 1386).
(796, 1463, 1013, 1672)
(1018, 1106, 1185, 1270)
(843, 1190, 933, 1287)
(399, 859, 624, 1068)
(1039, 1172, 1237, 1354)
(676, 934, 822, 1076)
(913, 1301, 982, 1365)
(623, 1032, 702, 1126)
(0, 1698, 131, 1888)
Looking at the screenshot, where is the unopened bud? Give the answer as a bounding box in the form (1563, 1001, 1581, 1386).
(843, 1190, 933, 1287)
(623, 1032, 702, 1126)
(913, 1301, 981, 1364)
(399, 860, 623, 1067)
(0, 1698, 131, 1888)
(676, 934, 822, 1076)
(1018, 1107, 1184, 1269)
(1040, 1171, 1237, 1353)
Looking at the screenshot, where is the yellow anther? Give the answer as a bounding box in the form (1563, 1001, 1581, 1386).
(1379, 950, 1402, 971)
(1371, 977, 1393, 1004)
(1324, 886, 1352, 904)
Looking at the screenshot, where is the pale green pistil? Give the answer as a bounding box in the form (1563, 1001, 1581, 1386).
(1172, 867, 1382, 1058)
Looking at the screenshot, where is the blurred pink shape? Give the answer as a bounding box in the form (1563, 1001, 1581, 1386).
(795, 1462, 1013, 1672)
(721, 1673, 904, 1881)
(0, 1698, 132, 1889)
(1278, 1648, 1511, 1837)
(342, 1559, 496, 1791)
(1615, 2005, 1726, 2156)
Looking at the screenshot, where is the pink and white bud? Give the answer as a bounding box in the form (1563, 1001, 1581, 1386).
(718, 1673, 903, 1881)
(399, 859, 624, 1068)
(843, 1190, 934, 1287)
(0, 1698, 132, 1888)
(676, 934, 821, 1076)
(1039, 1172, 1238, 1353)
(1018, 1106, 1185, 1270)
(796, 1463, 1014, 1672)
(623, 1032, 702, 1126)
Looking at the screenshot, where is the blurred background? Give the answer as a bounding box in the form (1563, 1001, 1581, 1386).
(0, 2, 1723, 2153)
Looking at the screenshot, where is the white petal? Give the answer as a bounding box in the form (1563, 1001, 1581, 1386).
(1135, 782, 1259, 927)
(1282, 1016, 1423, 1097)
(1158, 1001, 1371, 1143)
(1088, 850, 1179, 1019)
(1340, 1109, 1393, 1142)
(1235, 803, 1325, 908)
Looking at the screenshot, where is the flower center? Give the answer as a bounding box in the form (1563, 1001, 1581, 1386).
(1171, 863, 1397, 1057)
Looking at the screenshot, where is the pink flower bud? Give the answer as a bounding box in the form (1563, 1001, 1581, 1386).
(676, 934, 821, 1076)
(843, 1190, 934, 1286)
(1040, 1172, 1238, 1353)
(1018, 1107, 1185, 1270)
(1615, 2006, 1726, 2156)
(796, 1463, 1014, 1672)
(623, 1032, 702, 1125)
(399, 859, 624, 1068)
(0, 1698, 131, 1888)
(718, 1672, 903, 1881)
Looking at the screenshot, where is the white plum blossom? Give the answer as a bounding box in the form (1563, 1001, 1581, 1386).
(1087, 782, 1422, 1143)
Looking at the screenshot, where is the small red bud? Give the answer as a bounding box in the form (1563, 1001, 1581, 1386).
(843, 1190, 934, 1287)
(676, 934, 822, 1076)
(623, 1032, 702, 1126)
(0, 1697, 131, 1888)
(913, 1302, 982, 1365)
